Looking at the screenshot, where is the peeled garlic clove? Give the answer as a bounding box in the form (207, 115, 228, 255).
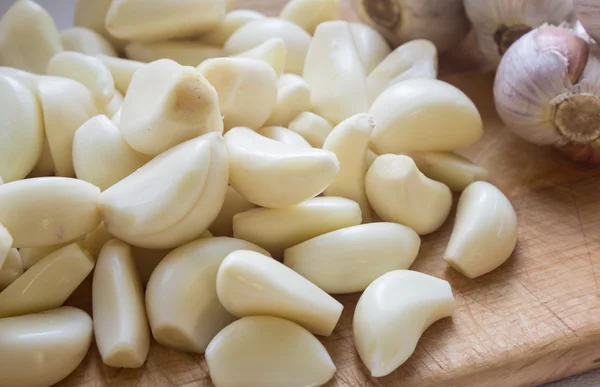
(354, 270, 455, 377)
(206, 316, 336, 387)
(406, 152, 487, 192)
(121, 59, 222, 156)
(225, 18, 311, 75)
(225, 127, 340, 208)
(97, 55, 143, 94)
(201, 9, 266, 46)
(37, 75, 99, 177)
(235, 37, 287, 77)
(304, 21, 368, 124)
(288, 111, 334, 147)
(370, 78, 482, 154)
(366, 155, 452, 235)
(0, 307, 93, 387)
(147, 237, 269, 353)
(131, 246, 171, 286)
(198, 58, 277, 130)
(444, 182, 517, 278)
(74, 0, 127, 54)
(366, 149, 378, 168)
(27, 138, 55, 178)
(349, 22, 390, 74)
(104, 89, 123, 117)
(84, 222, 112, 259)
(0, 249, 23, 290)
(367, 39, 438, 104)
(256, 126, 312, 149)
(93, 239, 149, 368)
(125, 41, 224, 67)
(209, 186, 256, 237)
(575, 0, 600, 43)
(0, 242, 94, 318)
(0, 223, 12, 269)
(0, 75, 43, 183)
(73, 115, 148, 191)
(19, 242, 70, 270)
(323, 113, 375, 221)
(61, 27, 117, 57)
(234, 196, 362, 258)
(217, 250, 343, 336)
(0, 177, 101, 247)
(264, 73, 311, 127)
(0, 0, 62, 74)
(0, 66, 39, 94)
(280, 0, 339, 35)
(100, 133, 229, 249)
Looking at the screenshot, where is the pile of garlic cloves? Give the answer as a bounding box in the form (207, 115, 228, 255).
(0, 0, 520, 386)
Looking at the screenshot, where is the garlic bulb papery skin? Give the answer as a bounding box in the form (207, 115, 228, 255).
(120, 59, 222, 156)
(370, 78, 483, 154)
(349, 22, 391, 74)
(200, 9, 266, 46)
(304, 21, 368, 124)
(233, 196, 362, 258)
(0, 74, 43, 183)
(323, 113, 375, 222)
(61, 27, 117, 57)
(0, 177, 101, 247)
(0, 223, 12, 269)
(280, 0, 340, 35)
(217, 250, 344, 336)
(198, 58, 278, 131)
(366, 155, 452, 235)
(125, 41, 224, 67)
(205, 316, 336, 387)
(225, 18, 312, 75)
(288, 111, 334, 148)
(224, 127, 340, 208)
(235, 37, 287, 77)
(367, 39, 437, 105)
(353, 0, 470, 53)
(494, 25, 600, 163)
(106, 0, 226, 42)
(93, 239, 149, 368)
(406, 152, 488, 192)
(444, 182, 518, 279)
(20, 242, 70, 270)
(0, 249, 23, 290)
(209, 186, 256, 237)
(97, 55, 143, 94)
(284, 223, 420, 294)
(465, 0, 575, 68)
(146, 237, 269, 353)
(256, 126, 312, 149)
(264, 73, 311, 127)
(99, 133, 228, 249)
(354, 270, 455, 377)
(74, 0, 127, 54)
(0, 0, 63, 74)
(0, 242, 94, 318)
(0, 307, 93, 387)
(575, 0, 600, 43)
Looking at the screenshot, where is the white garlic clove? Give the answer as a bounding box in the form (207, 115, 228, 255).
(234, 196, 362, 258)
(100, 133, 229, 249)
(74, 0, 127, 54)
(224, 127, 340, 208)
(235, 37, 287, 77)
(201, 9, 266, 46)
(120, 59, 222, 156)
(19, 242, 70, 270)
(217, 250, 343, 336)
(27, 138, 55, 178)
(61, 27, 117, 57)
(131, 246, 171, 286)
(97, 55, 143, 94)
(0, 223, 12, 269)
(225, 18, 311, 75)
(444, 181, 518, 278)
(0, 177, 101, 247)
(0, 74, 43, 183)
(125, 41, 224, 67)
(406, 151, 487, 192)
(284, 223, 420, 294)
(369, 78, 482, 154)
(37, 75, 99, 177)
(0, 242, 94, 318)
(73, 115, 149, 191)
(84, 222, 113, 259)
(0, 307, 93, 387)
(354, 270, 455, 377)
(198, 58, 278, 131)
(104, 89, 123, 117)
(349, 22, 390, 74)
(280, 0, 339, 35)
(0, 0, 63, 74)
(288, 111, 334, 148)
(209, 186, 256, 237)
(366, 149, 378, 168)
(264, 73, 311, 127)
(147, 237, 269, 353)
(0, 66, 39, 94)
(366, 155, 452, 235)
(106, 0, 226, 42)
(256, 126, 312, 149)
(47, 51, 115, 107)
(0, 249, 23, 290)
(576, 0, 600, 43)
(304, 21, 368, 124)
(323, 113, 375, 222)
(93, 239, 149, 368)
(206, 316, 336, 387)
(367, 39, 438, 104)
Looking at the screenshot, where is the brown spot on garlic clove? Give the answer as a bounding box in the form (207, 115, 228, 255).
(494, 24, 532, 55)
(362, 0, 400, 30)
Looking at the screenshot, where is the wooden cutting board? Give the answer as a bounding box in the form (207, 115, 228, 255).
(59, 1, 600, 386)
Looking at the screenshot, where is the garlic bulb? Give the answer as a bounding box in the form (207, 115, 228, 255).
(494, 25, 600, 163)
(465, 0, 575, 67)
(61, 27, 117, 57)
(575, 0, 600, 43)
(352, 0, 470, 53)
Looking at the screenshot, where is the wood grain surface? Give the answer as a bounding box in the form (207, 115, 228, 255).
(58, 1, 600, 386)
